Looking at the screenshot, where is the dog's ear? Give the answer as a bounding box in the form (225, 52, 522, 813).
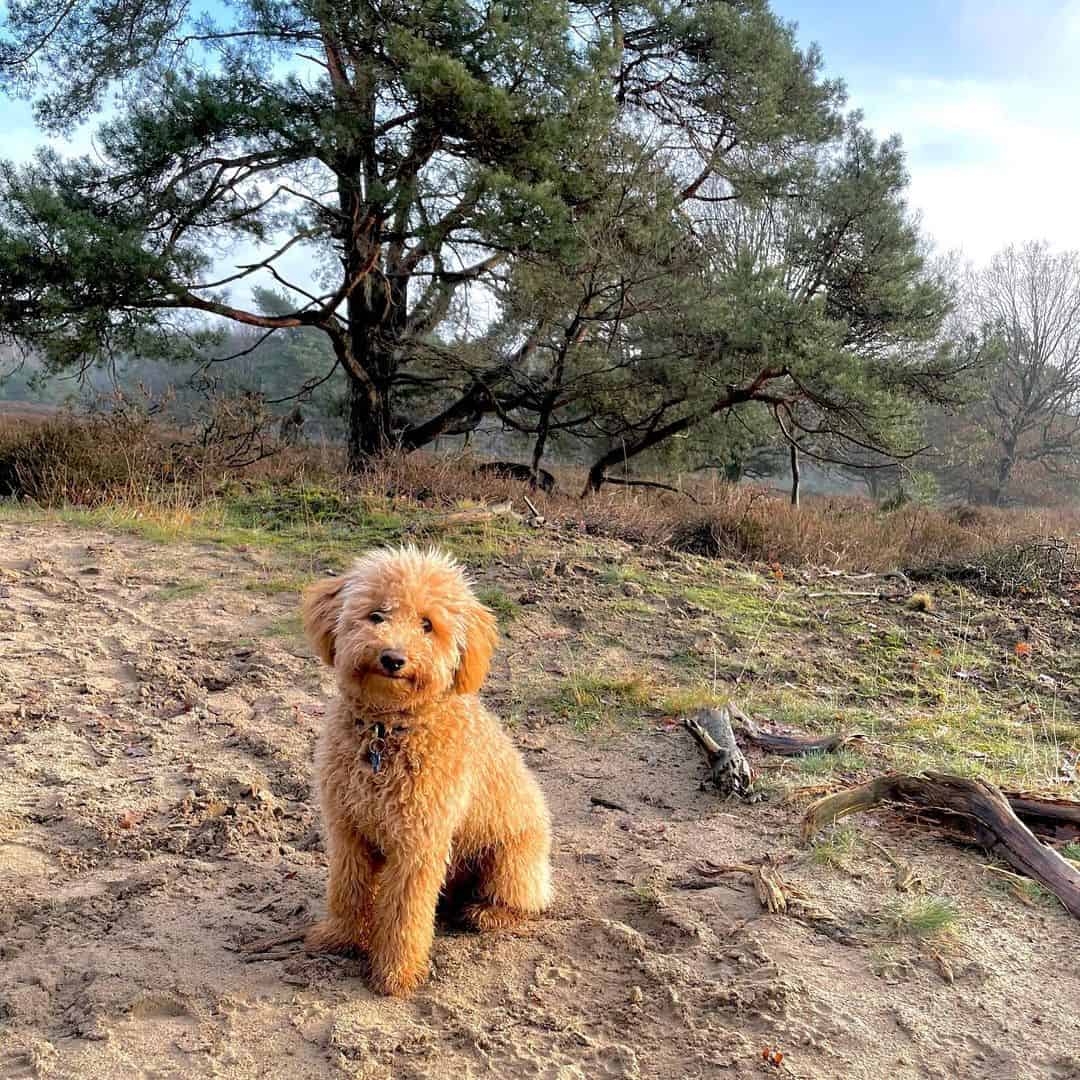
(454, 599, 498, 695)
(302, 575, 346, 666)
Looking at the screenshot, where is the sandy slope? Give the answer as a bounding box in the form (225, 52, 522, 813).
(1, 519, 1079, 1080)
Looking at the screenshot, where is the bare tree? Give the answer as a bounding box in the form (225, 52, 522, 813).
(970, 242, 1080, 505)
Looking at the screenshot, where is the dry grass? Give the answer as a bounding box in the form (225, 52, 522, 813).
(3, 411, 1080, 573)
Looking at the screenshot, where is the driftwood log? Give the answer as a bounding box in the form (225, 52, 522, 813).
(999, 792, 1080, 843)
(802, 772, 1080, 918)
(682, 708, 754, 797)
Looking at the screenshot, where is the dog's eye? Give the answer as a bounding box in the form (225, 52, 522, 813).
(368, 612, 385, 624)
(421, 617, 433, 633)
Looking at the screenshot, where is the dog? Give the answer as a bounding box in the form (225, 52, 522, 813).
(300, 546, 553, 996)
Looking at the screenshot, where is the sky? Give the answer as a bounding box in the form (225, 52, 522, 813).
(2, 1, 1078, 268)
(770, 0, 1080, 263)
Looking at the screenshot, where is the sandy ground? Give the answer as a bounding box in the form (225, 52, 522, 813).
(2, 519, 1080, 1080)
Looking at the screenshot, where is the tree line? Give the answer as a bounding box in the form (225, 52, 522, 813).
(1, 1, 1078, 502)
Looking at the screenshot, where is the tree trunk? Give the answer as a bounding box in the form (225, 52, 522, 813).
(789, 444, 800, 507)
(346, 371, 391, 472)
(581, 367, 789, 496)
(344, 284, 396, 472)
(990, 448, 1015, 507)
(530, 394, 556, 488)
(584, 416, 698, 495)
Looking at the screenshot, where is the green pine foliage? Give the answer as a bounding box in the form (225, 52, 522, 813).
(0, 0, 962, 480)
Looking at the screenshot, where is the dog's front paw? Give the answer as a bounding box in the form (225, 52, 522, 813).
(460, 901, 527, 932)
(367, 960, 427, 998)
(304, 918, 366, 956)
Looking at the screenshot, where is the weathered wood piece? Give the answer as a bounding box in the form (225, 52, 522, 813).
(802, 772, 1080, 918)
(682, 707, 754, 797)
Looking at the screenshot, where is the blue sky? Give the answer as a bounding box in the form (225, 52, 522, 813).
(3, 1, 1078, 266)
(772, 0, 1080, 261)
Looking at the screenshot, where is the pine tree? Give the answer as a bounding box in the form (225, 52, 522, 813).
(0, 0, 840, 469)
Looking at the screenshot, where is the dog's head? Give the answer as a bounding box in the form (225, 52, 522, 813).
(301, 546, 498, 709)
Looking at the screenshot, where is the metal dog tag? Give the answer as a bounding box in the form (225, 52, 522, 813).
(368, 723, 387, 774)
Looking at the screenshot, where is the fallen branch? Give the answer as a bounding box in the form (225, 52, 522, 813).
(712, 701, 865, 757)
(686, 860, 792, 912)
(407, 501, 523, 533)
(732, 707, 865, 757)
(239, 927, 308, 963)
(590, 795, 629, 813)
(439, 501, 522, 525)
(802, 773, 1080, 918)
(521, 493, 546, 526)
(1000, 792, 1080, 843)
(598, 476, 702, 504)
(688, 859, 849, 940)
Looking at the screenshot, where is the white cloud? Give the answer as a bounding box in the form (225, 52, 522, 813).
(852, 72, 1080, 264)
(837, 2, 1080, 264)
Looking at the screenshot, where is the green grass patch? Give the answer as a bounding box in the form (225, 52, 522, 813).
(631, 878, 663, 911)
(682, 582, 807, 633)
(25, 487, 525, 576)
(599, 563, 668, 596)
(811, 824, 859, 869)
(223, 487, 397, 535)
(244, 576, 307, 597)
(264, 613, 306, 643)
(988, 871, 1054, 908)
(549, 669, 653, 733)
(656, 686, 727, 716)
(878, 896, 959, 940)
(430, 519, 527, 564)
(220, 487, 405, 554)
(796, 748, 867, 776)
(477, 585, 521, 624)
(156, 579, 210, 602)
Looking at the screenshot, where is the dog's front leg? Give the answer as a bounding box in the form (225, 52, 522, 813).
(367, 839, 451, 997)
(306, 820, 380, 955)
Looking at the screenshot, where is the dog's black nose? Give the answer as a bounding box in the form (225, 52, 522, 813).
(379, 650, 407, 673)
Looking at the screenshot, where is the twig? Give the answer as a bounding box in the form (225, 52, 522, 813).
(672, 878, 745, 892)
(84, 737, 110, 764)
(590, 795, 629, 813)
(863, 837, 922, 892)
